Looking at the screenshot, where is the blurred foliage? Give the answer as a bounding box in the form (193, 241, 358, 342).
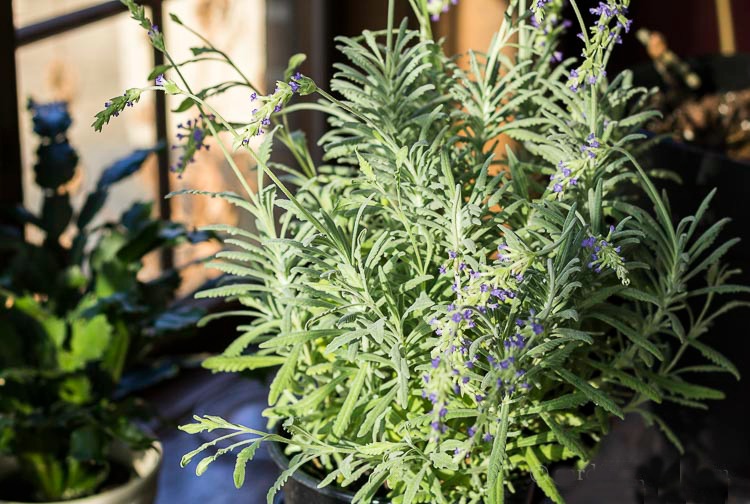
(0, 100, 211, 501)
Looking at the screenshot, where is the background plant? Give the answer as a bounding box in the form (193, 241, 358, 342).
(0, 100, 210, 501)
(96, 1, 748, 503)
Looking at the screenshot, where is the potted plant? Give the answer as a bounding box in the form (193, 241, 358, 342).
(0, 101, 209, 503)
(96, 0, 746, 502)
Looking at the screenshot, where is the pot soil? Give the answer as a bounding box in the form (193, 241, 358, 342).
(268, 438, 540, 504)
(0, 442, 162, 504)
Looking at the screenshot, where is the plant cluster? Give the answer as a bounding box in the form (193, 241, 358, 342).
(97, 1, 747, 503)
(0, 100, 209, 501)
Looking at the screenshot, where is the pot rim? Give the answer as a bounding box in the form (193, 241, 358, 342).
(0, 441, 163, 504)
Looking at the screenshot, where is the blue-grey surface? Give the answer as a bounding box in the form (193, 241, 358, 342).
(148, 372, 750, 504)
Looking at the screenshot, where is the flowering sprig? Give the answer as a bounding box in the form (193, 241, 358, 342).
(170, 114, 214, 175)
(122, 0, 165, 52)
(426, 0, 458, 21)
(423, 247, 535, 445)
(530, 0, 554, 24)
(235, 73, 315, 147)
(92, 89, 143, 132)
(582, 224, 629, 285)
(549, 160, 579, 198)
(529, 1, 572, 62)
(566, 0, 631, 92)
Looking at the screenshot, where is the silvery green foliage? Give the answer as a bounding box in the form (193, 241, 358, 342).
(98, 1, 747, 503)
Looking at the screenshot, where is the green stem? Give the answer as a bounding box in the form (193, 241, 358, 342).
(569, 0, 590, 46)
(386, 0, 395, 55)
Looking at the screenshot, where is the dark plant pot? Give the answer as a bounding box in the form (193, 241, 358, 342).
(632, 53, 750, 275)
(268, 438, 541, 504)
(632, 53, 750, 479)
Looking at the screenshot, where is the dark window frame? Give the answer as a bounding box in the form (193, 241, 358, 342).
(0, 0, 172, 266)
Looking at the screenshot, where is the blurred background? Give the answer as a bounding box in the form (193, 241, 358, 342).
(2, 1, 750, 502)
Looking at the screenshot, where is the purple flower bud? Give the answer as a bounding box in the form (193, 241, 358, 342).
(468, 426, 476, 437)
(250, 92, 257, 101)
(432, 357, 441, 368)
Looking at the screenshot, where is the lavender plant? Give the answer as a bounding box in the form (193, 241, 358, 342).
(95, 1, 747, 502)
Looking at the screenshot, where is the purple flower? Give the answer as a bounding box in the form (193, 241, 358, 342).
(467, 426, 477, 437)
(289, 80, 300, 93)
(250, 92, 257, 101)
(483, 433, 493, 442)
(451, 312, 462, 323)
(432, 357, 441, 368)
(155, 74, 167, 86)
(480, 283, 489, 293)
(532, 322, 544, 335)
(552, 51, 563, 63)
(462, 376, 470, 384)
(431, 421, 441, 431)
(553, 183, 563, 193)
(423, 374, 430, 384)
(582, 236, 596, 248)
(448, 250, 458, 259)
(470, 270, 480, 280)
(475, 394, 484, 402)
(439, 407, 448, 417)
